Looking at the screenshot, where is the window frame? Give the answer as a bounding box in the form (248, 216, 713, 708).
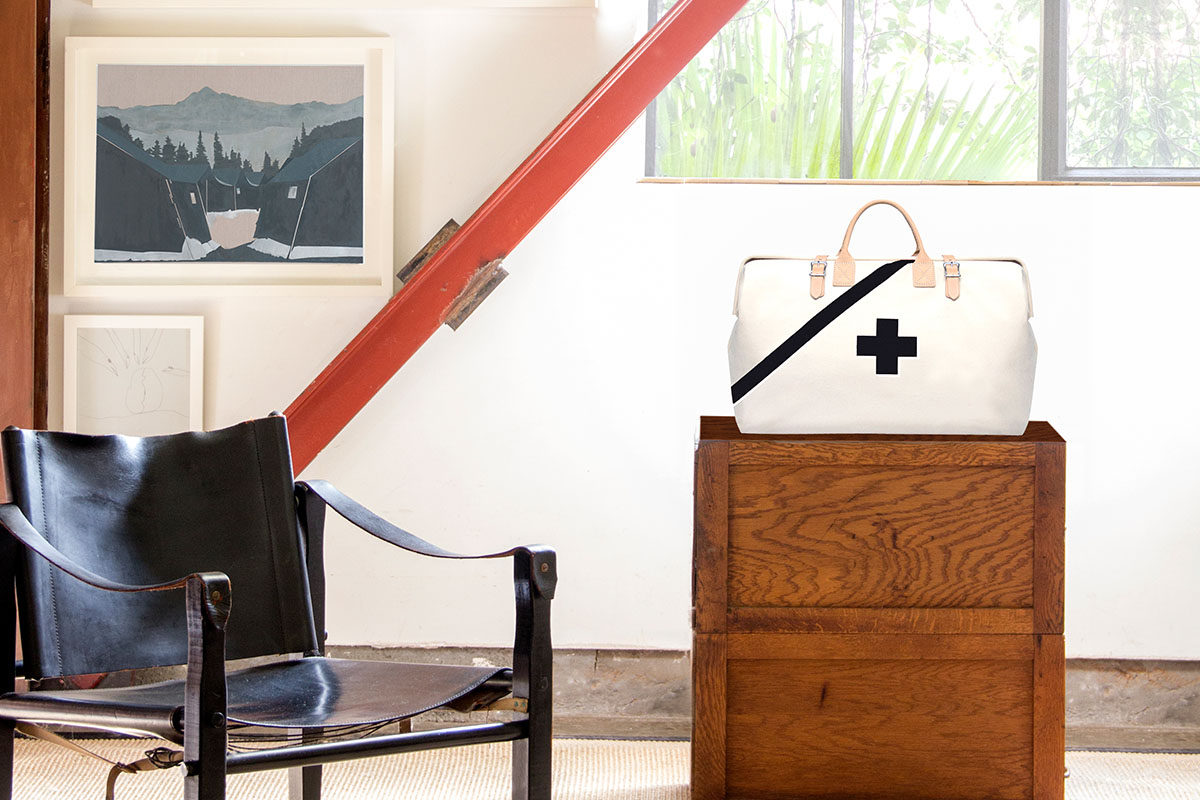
(644, 0, 858, 179)
(648, 0, 1200, 183)
(1040, 0, 1200, 182)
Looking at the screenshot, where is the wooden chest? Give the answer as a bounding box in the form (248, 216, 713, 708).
(692, 417, 1065, 800)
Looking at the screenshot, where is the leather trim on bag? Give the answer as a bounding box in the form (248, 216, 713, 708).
(809, 256, 828, 299)
(943, 254, 961, 301)
(731, 259, 912, 403)
(832, 200, 934, 288)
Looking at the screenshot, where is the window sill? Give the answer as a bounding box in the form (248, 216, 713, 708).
(639, 177, 1200, 187)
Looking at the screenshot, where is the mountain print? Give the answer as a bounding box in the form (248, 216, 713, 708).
(98, 88, 365, 170)
(94, 65, 365, 264)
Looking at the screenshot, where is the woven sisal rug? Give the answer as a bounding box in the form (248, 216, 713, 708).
(9, 737, 1200, 799)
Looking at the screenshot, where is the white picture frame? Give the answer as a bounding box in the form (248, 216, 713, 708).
(65, 37, 394, 296)
(64, 315, 205, 435)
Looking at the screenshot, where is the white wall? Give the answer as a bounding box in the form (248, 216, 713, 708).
(49, 0, 1200, 659)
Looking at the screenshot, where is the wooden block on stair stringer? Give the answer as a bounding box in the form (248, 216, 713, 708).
(396, 219, 460, 286)
(444, 259, 508, 331)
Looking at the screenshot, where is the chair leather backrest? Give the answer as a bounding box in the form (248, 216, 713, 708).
(2, 416, 319, 678)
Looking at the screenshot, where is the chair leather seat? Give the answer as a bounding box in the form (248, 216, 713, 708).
(0, 658, 513, 743)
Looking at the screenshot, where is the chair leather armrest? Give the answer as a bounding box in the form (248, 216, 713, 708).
(296, 481, 556, 599)
(0, 503, 230, 610)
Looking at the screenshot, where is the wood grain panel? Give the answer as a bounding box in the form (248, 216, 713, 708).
(729, 465, 1035, 608)
(691, 633, 726, 800)
(0, 0, 44, 441)
(729, 441, 1036, 466)
(692, 441, 728, 634)
(692, 422, 1063, 800)
(729, 606, 1034, 634)
(1033, 635, 1065, 800)
(1034, 443, 1066, 634)
(727, 633, 1035, 661)
(34, 0, 49, 430)
(726, 657, 1033, 799)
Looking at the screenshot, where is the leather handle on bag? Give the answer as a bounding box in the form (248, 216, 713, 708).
(810, 200, 936, 297)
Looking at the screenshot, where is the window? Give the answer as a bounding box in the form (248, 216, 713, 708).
(1042, 0, 1200, 180)
(288, 185, 299, 199)
(649, 0, 1196, 181)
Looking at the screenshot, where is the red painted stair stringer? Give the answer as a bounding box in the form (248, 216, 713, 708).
(284, 0, 750, 471)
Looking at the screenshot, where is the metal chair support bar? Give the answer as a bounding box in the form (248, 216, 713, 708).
(219, 721, 527, 775)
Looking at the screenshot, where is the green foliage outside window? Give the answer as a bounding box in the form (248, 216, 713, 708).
(1067, 0, 1200, 169)
(652, 0, 1040, 180)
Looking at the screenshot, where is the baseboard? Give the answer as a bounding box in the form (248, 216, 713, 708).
(327, 646, 691, 739)
(1066, 659, 1200, 750)
(77, 646, 1199, 748)
(331, 647, 1200, 749)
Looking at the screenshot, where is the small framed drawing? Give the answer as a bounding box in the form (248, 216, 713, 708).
(64, 315, 204, 436)
(64, 37, 394, 296)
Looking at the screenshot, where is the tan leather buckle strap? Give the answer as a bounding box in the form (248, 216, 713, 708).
(15, 722, 128, 767)
(831, 199, 936, 289)
(808, 255, 829, 299)
(485, 697, 530, 713)
(943, 254, 961, 301)
(106, 750, 183, 800)
(15, 722, 182, 800)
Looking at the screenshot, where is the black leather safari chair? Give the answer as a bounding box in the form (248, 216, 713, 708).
(0, 415, 555, 799)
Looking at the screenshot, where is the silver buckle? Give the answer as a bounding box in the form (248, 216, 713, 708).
(943, 260, 961, 279)
(809, 259, 828, 278)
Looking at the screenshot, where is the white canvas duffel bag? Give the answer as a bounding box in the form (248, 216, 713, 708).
(728, 200, 1036, 435)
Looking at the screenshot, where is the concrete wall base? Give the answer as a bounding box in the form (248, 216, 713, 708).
(330, 647, 1200, 749)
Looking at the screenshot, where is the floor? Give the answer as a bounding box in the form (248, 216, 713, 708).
(9, 737, 1200, 798)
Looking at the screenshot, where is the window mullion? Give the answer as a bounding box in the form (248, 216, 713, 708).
(644, 0, 662, 177)
(840, 0, 855, 179)
(1039, 0, 1068, 180)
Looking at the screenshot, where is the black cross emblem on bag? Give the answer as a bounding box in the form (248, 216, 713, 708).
(857, 318, 917, 375)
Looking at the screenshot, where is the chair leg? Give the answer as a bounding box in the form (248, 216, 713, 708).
(512, 549, 554, 800)
(512, 719, 551, 800)
(0, 720, 13, 800)
(183, 725, 226, 800)
(0, 535, 15, 800)
(288, 728, 322, 800)
(183, 577, 229, 800)
(288, 765, 322, 800)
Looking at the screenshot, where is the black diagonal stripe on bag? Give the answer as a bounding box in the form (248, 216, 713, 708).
(731, 258, 912, 403)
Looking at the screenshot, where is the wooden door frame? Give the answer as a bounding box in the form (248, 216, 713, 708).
(0, 0, 50, 442)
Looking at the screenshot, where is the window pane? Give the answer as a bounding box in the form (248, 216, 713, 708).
(851, 0, 1039, 180)
(652, 0, 844, 179)
(1066, 0, 1200, 169)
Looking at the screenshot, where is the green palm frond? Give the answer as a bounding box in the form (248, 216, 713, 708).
(653, 8, 1036, 181)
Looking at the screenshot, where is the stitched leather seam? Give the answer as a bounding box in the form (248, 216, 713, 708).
(34, 437, 64, 676)
(251, 422, 290, 651)
(293, 490, 323, 655)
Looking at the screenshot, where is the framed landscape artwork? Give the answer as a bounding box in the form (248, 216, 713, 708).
(64, 38, 394, 295)
(64, 315, 204, 436)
